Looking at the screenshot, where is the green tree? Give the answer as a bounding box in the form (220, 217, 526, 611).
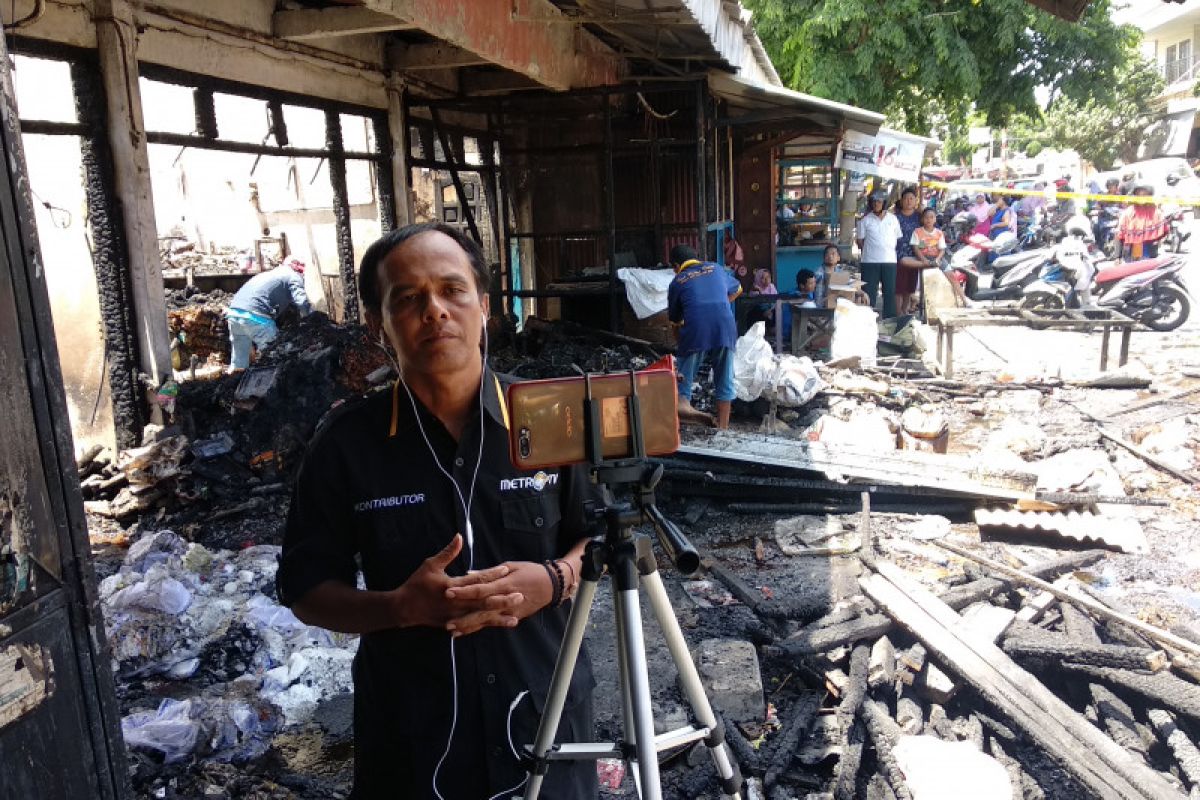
(744, 0, 1136, 135)
(1035, 54, 1164, 169)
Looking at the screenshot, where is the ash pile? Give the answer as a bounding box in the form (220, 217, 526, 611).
(85, 312, 391, 553)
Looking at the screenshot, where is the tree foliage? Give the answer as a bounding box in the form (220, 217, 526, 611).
(744, 0, 1136, 135)
(1011, 53, 1165, 169)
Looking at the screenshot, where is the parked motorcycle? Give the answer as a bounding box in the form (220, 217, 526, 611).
(973, 249, 1053, 302)
(1021, 249, 1191, 331)
(1163, 207, 1191, 254)
(1089, 206, 1121, 258)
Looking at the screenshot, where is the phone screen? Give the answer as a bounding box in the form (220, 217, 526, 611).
(506, 368, 680, 470)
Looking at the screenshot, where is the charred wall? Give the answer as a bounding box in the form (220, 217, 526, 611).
(70, 59, 144, 449)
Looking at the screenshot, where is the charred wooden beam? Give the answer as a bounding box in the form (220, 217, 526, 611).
(1149, 709, 1200, 792)
(1004, 636, 1168, 672)
(861, 699, 915, 800)
(763, 692, 820, 790)
(1062, 664, 1200, 725)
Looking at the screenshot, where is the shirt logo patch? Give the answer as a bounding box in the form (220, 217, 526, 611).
(353, 494, 426, 512)
(500, 471, 558, 492)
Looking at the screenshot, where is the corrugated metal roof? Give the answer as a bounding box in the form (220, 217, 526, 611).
(974, 506, 1148, 554)
(707, 71, 886, 132)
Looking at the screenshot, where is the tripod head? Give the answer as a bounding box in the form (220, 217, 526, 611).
(581, 369, 700, 576)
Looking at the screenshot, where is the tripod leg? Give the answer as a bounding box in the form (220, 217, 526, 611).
(522, 577, 599, 800)
(616, 586, 663, 800)
(643, 571, 744, 800)
(613, 580, 636, 751)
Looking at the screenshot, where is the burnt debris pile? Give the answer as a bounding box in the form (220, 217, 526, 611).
(85, 312, 390, 552)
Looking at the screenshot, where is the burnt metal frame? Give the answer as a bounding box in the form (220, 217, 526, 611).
(410, 77, 715, 333)
(0, 36, 132, 800)
(9, 38, 146, 448)
(135, 63, 397, 323)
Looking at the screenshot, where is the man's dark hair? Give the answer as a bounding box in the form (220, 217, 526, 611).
(669, 244, 698, 266)
(824, 244, 840, 258)
(357, 222, 491, 314)
(797, 269, 816, 288)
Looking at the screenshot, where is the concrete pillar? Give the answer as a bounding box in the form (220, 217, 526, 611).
(385, 72, 414, 229)
(93, 0, 172, 393)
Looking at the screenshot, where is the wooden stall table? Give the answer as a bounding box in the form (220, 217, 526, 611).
(933, 307, 1138, 379)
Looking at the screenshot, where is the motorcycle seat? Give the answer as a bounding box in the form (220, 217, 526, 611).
(992, 250, 1044, 269)
(1095, 256, 1173, 284)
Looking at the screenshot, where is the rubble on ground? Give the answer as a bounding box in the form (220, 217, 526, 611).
(84, 313, 1200, 799)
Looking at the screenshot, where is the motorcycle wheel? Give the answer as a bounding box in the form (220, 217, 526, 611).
(1021, 291, 1064, 311)
(1141, 285, 1190, 332)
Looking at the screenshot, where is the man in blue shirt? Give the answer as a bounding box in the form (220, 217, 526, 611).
(667, 244, 742, 429)
(225, 257, 312, 371)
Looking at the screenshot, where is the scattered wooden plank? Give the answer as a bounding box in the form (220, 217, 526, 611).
(772, 614, 894, 658)
(862, 564, 1185, 800)
(1148, 709, 1200, 792)
(895, 687, 923, 734)
(1015, 588, 1059, 624)
(1104, 386, 1200, 419)
(916, 603, 1016, 704)
(1097, 426, 1200, 486)
(1003, 637, 1169, 672)
(1062, 664, 1200, 725)
(868, 636, 895, 689)
(860, 699, 915, 800)
(763, 693, 821, 790)
(935, 540, 1200, 659)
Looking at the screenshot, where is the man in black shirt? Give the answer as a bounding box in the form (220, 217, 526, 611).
(279, 222, 598, 798)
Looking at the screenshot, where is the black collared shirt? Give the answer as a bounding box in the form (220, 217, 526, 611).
(279, 369, 598, 799)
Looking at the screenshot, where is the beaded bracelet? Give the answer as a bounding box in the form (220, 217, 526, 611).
(542, 560, 563, 608)
(547, 559, 568, 607)
(559, 559, 578, 598)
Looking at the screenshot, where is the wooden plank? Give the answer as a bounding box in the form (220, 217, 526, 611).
(1104, 386, 1200, 419)
(936, 540, 1200, 658)
(863, 564, 1185, 800)
(1097, 427, 1200, 486)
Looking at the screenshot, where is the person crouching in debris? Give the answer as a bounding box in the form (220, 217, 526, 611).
(278, 222, 599, 799)
(667, 244, 742, 429)
(224, 256, 311, 372)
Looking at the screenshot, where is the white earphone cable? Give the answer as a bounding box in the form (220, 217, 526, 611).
(377, 315, 526, 800)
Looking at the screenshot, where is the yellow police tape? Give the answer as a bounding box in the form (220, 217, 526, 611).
(920, 178, 1200, 207)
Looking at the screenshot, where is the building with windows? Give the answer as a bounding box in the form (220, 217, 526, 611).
(1121, 0, 1200, 158)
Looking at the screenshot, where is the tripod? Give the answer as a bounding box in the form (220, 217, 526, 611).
(519, 372, 743, 800)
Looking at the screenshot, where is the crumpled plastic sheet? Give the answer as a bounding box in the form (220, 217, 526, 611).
(732, 322, 826, 406)
(122, 695, 281, 764)
(616, 267, 674, 319)
(102, 530, 356, 726)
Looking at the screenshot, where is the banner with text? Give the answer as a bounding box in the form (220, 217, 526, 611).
(835, 130, 924, 183)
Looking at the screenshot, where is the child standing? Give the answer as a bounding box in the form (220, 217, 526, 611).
(910, 207, 965, 308)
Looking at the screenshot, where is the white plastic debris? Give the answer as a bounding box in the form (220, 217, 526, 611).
(733, 322, 825, 406)
(108, 567, 193, 616)
(830, 298, 878, 366)
(892, 734, 1012, 800)
(616, 267, 675, 319)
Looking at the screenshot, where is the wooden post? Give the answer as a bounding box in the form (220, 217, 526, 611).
(94, 0, 172, 394)
(385, 72, 413, 228)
